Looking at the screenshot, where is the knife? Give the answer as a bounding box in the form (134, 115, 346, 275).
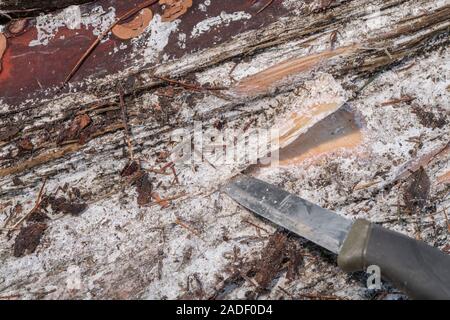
(223, 175, 450, 300)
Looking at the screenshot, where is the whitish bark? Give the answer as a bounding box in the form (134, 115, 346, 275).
(0, 0, 448, 300)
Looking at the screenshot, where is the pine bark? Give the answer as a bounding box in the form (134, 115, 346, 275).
(0, 0, 91, 17)
(1, 0, 449, 199)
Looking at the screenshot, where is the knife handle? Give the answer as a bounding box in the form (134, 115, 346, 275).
(337, 219, 450, 300)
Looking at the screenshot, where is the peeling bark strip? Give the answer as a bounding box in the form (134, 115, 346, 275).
(231, 46, 357, 97)
(111, 8, 153, 40)
(0, 32, 6, 72)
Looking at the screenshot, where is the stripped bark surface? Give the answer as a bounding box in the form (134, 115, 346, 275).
(0, 0, 448, 198)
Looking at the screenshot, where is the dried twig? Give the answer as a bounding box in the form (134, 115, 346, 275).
(62, 0, 159, 87)
(297, 292, 346, 300)
(175, 216, 200, 237)
(150, 192, 187, 208)
(170, 165, 179, 185)
(0, 10, 12, 20)
(153, 75, 228, 92)
(380, 95, 415, 106)
(0, 293, 21, 300)
(7, 177, 47, 230)
(243, 219, 270, 234)
(256, 0, 275, 14)
(278, 286, 294, 298)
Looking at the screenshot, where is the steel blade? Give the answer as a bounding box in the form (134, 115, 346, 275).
(223, 175, 353, 254)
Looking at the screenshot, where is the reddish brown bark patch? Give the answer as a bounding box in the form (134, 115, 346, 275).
(112, 8, 153, 40)
(1, 0, 291, 106)
(46, 196, 88, 216)
(136, 172, 153, 206)
(121, 160, 141, 177)
(160, 0, 192, 22)
(13, 223, 47, 257)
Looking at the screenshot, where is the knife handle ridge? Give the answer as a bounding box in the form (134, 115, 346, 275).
(337, 219, 450, 300)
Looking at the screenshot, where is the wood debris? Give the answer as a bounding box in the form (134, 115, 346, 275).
(254, 232, 288, 290)
(17, 138, 34, 153)
(286, 241, 303, 282)
(380, 96, 416, 107)
(150, 192, 186, 208)
(13, 222, 47, 257)
(411, 105, 447, 129)
(0, 143, 84, 178)
(120, 160, 140, 178)
(120, 161, 176, 208)
(44, 196, 88, 216)
(213, 232, 303, 298)
(403, 167, 430, 214)
(151, 192, 170, 208)
(175, 216, 202, 237)
(5, 178, 47, 230)
(57, 114, 92, 145)
(118, 85, 135, 161)
(154, 75, 227, 92)
(136, 172, 153, 206)
(392, 141, 450, 184)
(443, 210, 450, 233)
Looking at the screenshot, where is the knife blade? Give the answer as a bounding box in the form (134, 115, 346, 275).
(223, 175, 450, 300)
(223, 174, 352, 254)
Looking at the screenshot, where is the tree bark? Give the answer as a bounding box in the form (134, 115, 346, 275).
(1, 1, 447, 199)
(0, 0, 92, 18)
(0, 0, 448, 300)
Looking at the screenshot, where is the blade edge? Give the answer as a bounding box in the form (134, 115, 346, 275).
(223, 175, 353, 254)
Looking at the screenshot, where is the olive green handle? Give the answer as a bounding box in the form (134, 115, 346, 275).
(338, 219, 450, 300)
